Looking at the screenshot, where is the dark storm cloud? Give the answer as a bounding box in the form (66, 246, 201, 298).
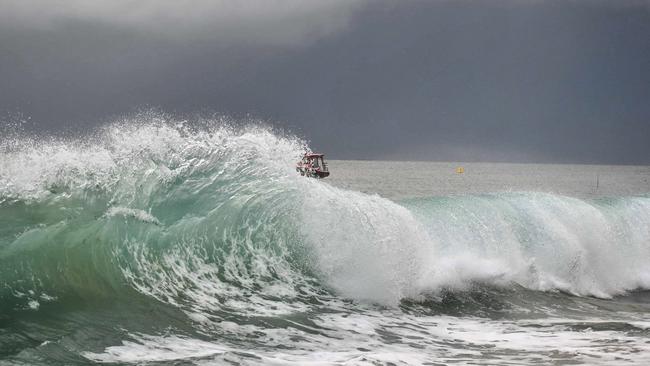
(0, 1, 365, 45)
(1, 0, 649, 164)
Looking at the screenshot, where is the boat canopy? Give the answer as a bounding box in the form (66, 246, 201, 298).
(297, 153, 329, 178)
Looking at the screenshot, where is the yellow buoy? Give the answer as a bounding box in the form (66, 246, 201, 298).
(456, 167, 464, 174)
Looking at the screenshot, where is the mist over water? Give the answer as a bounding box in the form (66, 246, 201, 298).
(1, 115, 650, 365)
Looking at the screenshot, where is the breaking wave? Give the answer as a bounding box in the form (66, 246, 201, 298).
(1, 116, 650, 319)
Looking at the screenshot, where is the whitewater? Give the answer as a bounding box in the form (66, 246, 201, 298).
(1, 116, 650, 365)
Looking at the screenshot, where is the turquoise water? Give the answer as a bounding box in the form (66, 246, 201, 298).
(1, 117, 650, 365)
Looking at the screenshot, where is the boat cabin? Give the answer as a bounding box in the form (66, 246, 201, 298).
(296, 153, 330, 178)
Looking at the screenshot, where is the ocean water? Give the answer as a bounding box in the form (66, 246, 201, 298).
(1, 119, 650, 365)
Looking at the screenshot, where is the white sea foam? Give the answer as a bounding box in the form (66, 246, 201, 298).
(299, 178, 650, 304)
(83, 334, 230, 363)
(105, 207, 161, 225)
(85, 310, 650, 365)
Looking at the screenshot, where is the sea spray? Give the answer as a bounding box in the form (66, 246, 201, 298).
(0, 118, 309, 312)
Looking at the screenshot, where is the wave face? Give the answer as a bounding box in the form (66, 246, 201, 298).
(2, 117, 650, 365)
(406, 193, 650, 298)
(2, 119, 650, 306)
(0, 119, 313, 312)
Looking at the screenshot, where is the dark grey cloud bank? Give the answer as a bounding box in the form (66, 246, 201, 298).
(1, 0, 649, 164)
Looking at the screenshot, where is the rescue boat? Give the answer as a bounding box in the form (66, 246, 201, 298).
(296, 153, 330, 178)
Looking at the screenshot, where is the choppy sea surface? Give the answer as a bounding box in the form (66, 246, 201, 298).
(1, 118, 650, 365)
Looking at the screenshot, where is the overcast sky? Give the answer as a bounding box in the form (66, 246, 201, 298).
(1, 0, 649, 164)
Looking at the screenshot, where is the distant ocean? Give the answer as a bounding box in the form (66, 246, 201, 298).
(2, 120, 650, 365)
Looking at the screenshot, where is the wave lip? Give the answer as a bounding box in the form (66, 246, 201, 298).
(0, 118, 310, 312)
